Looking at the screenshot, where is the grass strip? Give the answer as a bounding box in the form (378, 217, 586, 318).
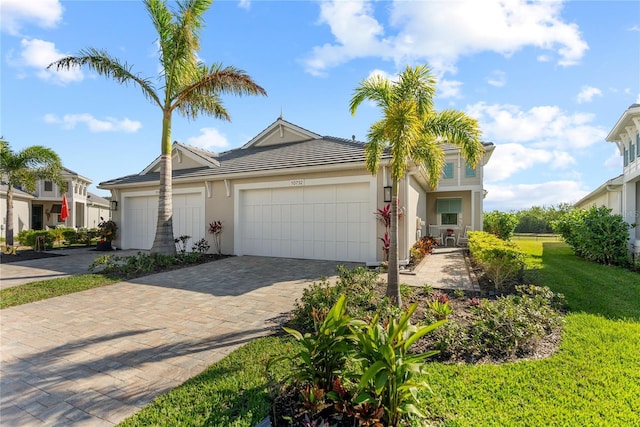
(0, 274, 119, 309)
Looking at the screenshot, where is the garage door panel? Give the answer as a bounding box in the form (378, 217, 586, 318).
(239, 182, 371, 262)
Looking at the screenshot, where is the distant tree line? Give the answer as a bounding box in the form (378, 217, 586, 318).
(483, 204, 574, 241)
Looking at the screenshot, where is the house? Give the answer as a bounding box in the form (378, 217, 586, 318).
(99, 118, 494, 264)
(575, 103, 640, 255)
(0, 167, 111, 240)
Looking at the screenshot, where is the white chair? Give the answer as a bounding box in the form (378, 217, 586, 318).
(457, 225, 472, 246)
(428, 225, 443, 245)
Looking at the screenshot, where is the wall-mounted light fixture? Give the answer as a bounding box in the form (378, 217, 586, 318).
(383, 186, 392, 203)
(110, 200, 118, 211)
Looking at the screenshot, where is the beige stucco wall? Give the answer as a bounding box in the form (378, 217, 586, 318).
(0, 196, 31, 241)
(575, 190, 623, 216)
(426, 190, 472, 228)
(87, 205, 111, 229)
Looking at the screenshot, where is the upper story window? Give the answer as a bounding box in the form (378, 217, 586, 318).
(443, 162, 454, 179)
(44, 181, 53, 192)
(465, 163, 476, 178)
(637, 133, 640, 157)
(631, 141, 636, 162)
(624, 147, 628, 167)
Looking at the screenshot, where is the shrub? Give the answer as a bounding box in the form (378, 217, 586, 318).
(287, 265, 380, 332)
(432, 285, 564, 361)
(89, 252, 178, 277)
(191, 238, 210, 254)
(553, 205, 631, 266)
(16, 229, 56, 248)
(468, 231, 525, 291)
(483, 210, 519, 241)
(409, 236, 438, 264)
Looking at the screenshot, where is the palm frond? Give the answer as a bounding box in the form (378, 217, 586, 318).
(364, 121, 387, 175)
(48, 49, 161, 107)
(423, 110, 484, 168)
(349, 75, 391, 115)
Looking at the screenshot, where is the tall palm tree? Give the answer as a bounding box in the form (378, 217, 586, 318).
(49, 0, 267, 255)
(350, 64, 484, 306)
(0, 140, 64, 246)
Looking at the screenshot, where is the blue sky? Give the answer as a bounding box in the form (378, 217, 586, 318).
(2, 0, 639, 211)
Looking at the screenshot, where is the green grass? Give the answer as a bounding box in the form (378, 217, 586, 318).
(119, 240, 640, 426)
(0, 274, 119, 309)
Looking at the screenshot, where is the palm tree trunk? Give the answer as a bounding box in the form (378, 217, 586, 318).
(387, 179, 401, 306)
(6, 187, 14, 246)
(151, 112, 176, 255)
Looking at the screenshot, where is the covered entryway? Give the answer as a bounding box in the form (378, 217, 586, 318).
(237, 181, 373, 262)
(121, 191, 204, 250)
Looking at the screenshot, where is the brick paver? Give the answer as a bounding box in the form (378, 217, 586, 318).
(0, 256, 353, 426)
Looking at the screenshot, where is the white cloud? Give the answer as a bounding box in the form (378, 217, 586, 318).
(576, 85, 602, 104)
(305, 0, 588, 76)
(186, 128, 229, 150)
(44, 113, 141, 133)
(238, 0, 251, 10)
(604, 148, 623, 170)
(483, 143, 574, 182)
(628, 25, 640, 32)
(484, 180, 588, 211)
(466, 102, 607, 149)
(0, 0, 63, 35)
(438, 79, 463, 99)
(487, 70, 506, 87)
(9, 38, 83, 84)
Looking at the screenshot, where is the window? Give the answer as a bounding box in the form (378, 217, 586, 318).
(50, 204, 62, 213)
(437, 198, 462, 225)
(631, 142, 636, 162)
(624, 148, 628, 167)
(637, 133, 640, 157)
(44, 181, 53, 191)
(465, 163, 476, 177)
(443, 162, 454, 179)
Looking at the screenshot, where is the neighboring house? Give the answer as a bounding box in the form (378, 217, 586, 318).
(0, 185, 34, 241)
(576, 103, 640, 255)
(99, 118, 494, 264)
(0, 167, 111, 239)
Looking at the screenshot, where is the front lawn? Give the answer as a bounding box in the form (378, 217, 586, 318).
(119, 240, 640, 426)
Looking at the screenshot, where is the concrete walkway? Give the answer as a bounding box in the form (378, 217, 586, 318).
(0, 248, 475, 426)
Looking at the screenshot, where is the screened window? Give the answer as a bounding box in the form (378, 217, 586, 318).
(437, 198, 462, 225)
(465, 163, 476, 177)
(44, 181, 53, 191)
(443, 162, 454, 179)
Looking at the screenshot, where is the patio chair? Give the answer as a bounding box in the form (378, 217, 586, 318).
(428, 225, 443, 245)
(457, 225, 472, 246)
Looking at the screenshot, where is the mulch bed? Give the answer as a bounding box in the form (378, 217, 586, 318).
(0, 251, 66, 264)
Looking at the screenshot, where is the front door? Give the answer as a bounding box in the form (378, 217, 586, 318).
(32, 205, 43, 230)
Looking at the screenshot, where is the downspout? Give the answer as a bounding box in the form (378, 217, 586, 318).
(400, 174, 410, 266)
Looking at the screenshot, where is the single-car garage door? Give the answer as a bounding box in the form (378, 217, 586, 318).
(122, 192, 204, 250)
(238, 182, 371, 262)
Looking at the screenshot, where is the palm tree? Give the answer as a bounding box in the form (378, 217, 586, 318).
(48, 0, 267, 255)
(0, 139, 64, 246)
(350, 64, 484, 306)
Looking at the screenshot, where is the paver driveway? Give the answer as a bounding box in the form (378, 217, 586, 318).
(0, 256, 355, 426)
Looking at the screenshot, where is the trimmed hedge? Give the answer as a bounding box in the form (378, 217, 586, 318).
(468, 231, 525, 291)
(16, 227, 99, 248)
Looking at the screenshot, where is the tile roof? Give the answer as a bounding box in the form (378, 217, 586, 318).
(100, 136, 376, 187)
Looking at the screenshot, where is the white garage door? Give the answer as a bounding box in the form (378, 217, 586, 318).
(238, 183, 371, 262)
(122, 192, 204, 250)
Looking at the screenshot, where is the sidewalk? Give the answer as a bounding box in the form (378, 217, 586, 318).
(399, 246, 480, 293)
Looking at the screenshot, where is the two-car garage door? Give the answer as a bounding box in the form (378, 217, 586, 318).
(122, 192, 204, 250)
(237, 182, 372, 262)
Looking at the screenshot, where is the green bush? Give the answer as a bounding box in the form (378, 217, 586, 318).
(553, 205, 631, 266)
(432, 285, 564, 361)
(483, 210, 519, 241)
(16, 229, 56, 248)
(287, 265, 381, 332)
(468, 231, 525, 291)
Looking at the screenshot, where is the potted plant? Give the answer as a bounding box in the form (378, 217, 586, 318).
(96, 218, 117, 251)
